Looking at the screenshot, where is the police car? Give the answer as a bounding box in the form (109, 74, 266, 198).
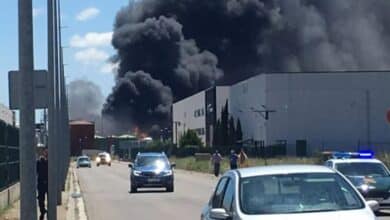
(324, 151, 390, 209)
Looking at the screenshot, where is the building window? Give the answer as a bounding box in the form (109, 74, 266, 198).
(194, 108, 205, 118)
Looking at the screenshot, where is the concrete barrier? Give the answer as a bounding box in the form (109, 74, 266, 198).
(0, 183, 20, 211)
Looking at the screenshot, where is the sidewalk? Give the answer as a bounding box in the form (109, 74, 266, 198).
(0, 164, 86, 220)
(0, 191, 68, 220)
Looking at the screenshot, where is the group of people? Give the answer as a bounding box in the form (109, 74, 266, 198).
(211, 148, 248, 177)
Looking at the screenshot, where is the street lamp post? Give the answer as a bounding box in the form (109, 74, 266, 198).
(18, 0, 37, 219)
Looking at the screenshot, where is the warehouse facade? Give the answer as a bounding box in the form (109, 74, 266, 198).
(172, 86, 230, 146)
(229, 71, 390, 155)
(172, 71, 390, 155)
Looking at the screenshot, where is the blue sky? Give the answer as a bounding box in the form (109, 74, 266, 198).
(0, 0, 129, 108)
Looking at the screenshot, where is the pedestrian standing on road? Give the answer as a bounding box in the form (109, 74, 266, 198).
(239, 148, 249, 168)
(37, 148, 48, 220)
(211, 150, 223, 177)
(230, 149, 239, 170)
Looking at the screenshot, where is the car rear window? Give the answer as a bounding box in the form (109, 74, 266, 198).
(239, 173, 364, 215)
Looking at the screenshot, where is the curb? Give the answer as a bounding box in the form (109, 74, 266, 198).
(66, 166, 88, 220)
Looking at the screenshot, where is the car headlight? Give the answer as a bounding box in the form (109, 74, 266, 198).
(96, 157, 101, 163)
(359, 184, 376, 192)
(106, 157, 111, 162)
(162, 170, 173, 176)
(133, 170, 142, 176)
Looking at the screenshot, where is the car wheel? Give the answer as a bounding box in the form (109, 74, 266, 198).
(166, 184, 174, 192)
(109, 163, 111, 166)
(97, 163, 100, 167)
(130, 185, 137, 193)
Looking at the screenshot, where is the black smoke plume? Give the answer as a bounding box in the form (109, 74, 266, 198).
(104, 0, 390, 133)
(68, 80, 103, 122)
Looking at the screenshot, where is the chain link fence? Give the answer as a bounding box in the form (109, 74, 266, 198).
(0, 120, 19, 191)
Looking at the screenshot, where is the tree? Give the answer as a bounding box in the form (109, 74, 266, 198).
(213, 119, 221, 146)
(228, 116, 236, 146)
(179, 130, 203, 148)
(236, 118, 243, 144)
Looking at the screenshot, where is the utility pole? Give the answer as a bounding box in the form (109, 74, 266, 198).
(47, 0, 58, 218)
(53, 0, 63, 205)
(18, 0, 37, 219)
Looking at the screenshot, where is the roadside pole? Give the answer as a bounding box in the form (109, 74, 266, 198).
(58, 0, 68, 192)
(18, 0, 37, 219)
(47, 0, 58, 218)
(53, 0, 63, 205)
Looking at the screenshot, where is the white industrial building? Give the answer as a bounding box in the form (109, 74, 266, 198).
(229, 71, 390, 155)
(172, 71, 390, 155)
(0, 103, 15, 126)
(172, 86, 230, 146)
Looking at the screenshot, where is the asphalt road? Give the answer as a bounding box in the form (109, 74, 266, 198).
(77, 162, 390, 220)
(77, 162, 217, 220)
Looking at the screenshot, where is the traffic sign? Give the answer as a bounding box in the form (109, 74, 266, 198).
(8, 70, 48, 109)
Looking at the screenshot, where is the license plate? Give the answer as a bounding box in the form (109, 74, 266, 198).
(147, 178, 160, 183)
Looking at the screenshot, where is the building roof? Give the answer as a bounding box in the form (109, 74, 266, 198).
(173, 86, 230, 104)
(236, 165, 334, 178)
(69, 120, 94, 125)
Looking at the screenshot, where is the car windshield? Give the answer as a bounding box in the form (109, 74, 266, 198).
(135, 156, 169, 168)
(99, 154, 108, 158)
(336, 162, 390, 178)
(240, 173, 364, 215)
(78, 158, 89, 162)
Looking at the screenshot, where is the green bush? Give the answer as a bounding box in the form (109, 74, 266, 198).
(179, 130, 203, 148)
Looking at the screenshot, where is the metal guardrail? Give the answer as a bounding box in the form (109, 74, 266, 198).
(0, 145, 20, 192)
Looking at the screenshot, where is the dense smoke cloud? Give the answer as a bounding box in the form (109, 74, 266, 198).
(68, 80, 103, 122)
(104, 0, 390, 133)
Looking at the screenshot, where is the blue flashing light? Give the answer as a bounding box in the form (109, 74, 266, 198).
(357, 150, 374, 159)
(331, 150, 374, 159)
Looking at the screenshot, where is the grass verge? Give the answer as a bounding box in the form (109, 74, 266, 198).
(171, 156, 318, 174)
(172, 153, 390, 174)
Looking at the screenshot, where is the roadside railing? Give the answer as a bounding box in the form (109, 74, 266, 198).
(0, 145, 20, 192)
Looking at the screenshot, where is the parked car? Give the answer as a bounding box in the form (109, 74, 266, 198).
(201, 165, 378, 220)
(76, 156, 91, 168)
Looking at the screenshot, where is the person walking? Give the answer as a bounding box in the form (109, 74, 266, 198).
(229, 149, 239, 170)
(37, 148, 48, 220)
(211, 150, 223, 177)
(239, 148, 249, 168)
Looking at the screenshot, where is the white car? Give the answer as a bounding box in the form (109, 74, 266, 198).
(96, 152, 112, 166)
(201, 165, 378, 220)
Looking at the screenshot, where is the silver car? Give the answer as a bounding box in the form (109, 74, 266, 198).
(76, 156, 92, 168)
(201, 165, 378, 220)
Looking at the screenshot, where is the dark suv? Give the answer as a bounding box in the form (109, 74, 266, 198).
(129, 152, 175, 193)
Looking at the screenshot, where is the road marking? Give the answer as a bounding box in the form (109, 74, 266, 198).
(67, 166, 88, 220)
